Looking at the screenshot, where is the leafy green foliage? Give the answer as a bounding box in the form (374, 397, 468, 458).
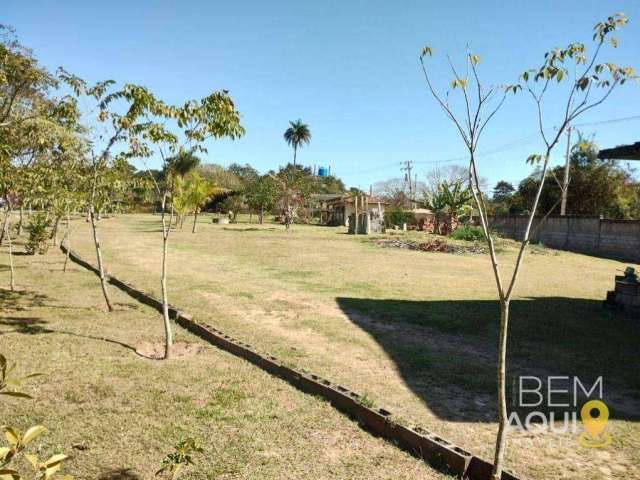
(384, 207, 415, 228)
(24, 214, 51, 255)
(0, 354, 42, 400)
(424, 180, 473, 217)
(283, 119, 311, 154)
(0, 354, 72, 480)
(449, 224, 485, 241)
(514, 136, 640, 219)
(515, 12, 637, 98)
(245, 174, 278, 220)
(492, 181, 515, 202)
(156, 438, 203, 479)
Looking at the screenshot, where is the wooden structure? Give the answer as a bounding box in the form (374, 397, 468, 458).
(316, 194, 388, 233)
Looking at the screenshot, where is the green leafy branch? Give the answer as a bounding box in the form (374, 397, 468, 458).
(0, 354, 72, 480)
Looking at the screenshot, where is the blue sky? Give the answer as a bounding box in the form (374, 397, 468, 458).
(5, 0, 640, 191)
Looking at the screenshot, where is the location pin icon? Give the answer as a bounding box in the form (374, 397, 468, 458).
(581, 400, 609, 439)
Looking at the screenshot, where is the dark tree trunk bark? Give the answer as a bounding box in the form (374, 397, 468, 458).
(63, 207, 71, 272)
(50, 213, 62, 245)
(192, 210, 199, 233)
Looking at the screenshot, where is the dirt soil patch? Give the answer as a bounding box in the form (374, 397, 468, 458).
(376, 238, 487, 254)
(135, 340, 204, 359)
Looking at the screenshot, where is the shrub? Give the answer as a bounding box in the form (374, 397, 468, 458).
(25, 213, 51, 255)
(449, 224, 485, 241)
(384, 208, 415, 229)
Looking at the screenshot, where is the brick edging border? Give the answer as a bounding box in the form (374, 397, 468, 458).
(60, 245, 520, 480)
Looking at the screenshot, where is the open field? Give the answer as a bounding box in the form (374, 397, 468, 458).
(3, 213, 640, 479)
(0, 233, 450, 479)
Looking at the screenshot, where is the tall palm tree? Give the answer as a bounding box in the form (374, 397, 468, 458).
(283, 119, 311, 168)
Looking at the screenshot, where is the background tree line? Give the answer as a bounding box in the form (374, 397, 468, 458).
(489, 134, 640, 219)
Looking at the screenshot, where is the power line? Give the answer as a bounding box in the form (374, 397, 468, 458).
(573, 115, 640, 127)
(338, 114, 640, 177)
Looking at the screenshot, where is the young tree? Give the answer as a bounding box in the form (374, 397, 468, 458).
(419, 13, 636, 478)
(245, 174, 278, 224)
(0, 29, 82, 288)
(136, 91, 244, 359)
(58, 71, 177, 312)
(184, 172, 224, 232)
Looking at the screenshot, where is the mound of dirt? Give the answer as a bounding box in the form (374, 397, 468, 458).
(376, 238, 487, 255)
(135, 341, 204, 360)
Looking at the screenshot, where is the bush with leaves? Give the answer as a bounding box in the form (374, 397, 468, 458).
(449, 224, 485, 241)
(156, 438, 203, 479)
(384, 207, 415, 229)
(24, 214, 51, 255)
(0, 354, 72, 480)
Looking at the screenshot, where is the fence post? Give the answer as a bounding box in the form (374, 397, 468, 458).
(597, 215, 602, 255)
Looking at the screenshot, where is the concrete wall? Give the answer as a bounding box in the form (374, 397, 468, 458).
(489, 216, 640, 263)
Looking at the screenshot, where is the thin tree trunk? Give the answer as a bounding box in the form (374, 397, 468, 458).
(6, 208, 15, 291)
(17, 206, 23, 236)
(0, 209, 7, 246)
(89, 165, 114, 312)
(492, 301, 510, 479)
(169, 205, 175, 229)
(50, 213, 61, 245)
(192, 210, 198, 233)
(490, 154, 552, 480)
(160, 193, 173, 359)
(90, 204, 113, 311)
(63, 207, 71, 272)
(259, 206, 264, 224)
(86, 205, 91, 222)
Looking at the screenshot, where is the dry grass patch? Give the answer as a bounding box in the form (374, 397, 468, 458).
(10, 213, 640, 479)
(0, 240, 449, 479)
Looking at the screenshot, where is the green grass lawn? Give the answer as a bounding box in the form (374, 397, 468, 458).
(3, 212, 639, 479)
(0, 236, 447, 479)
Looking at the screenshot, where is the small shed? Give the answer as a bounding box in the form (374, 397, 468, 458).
(411, 208, 435, 231)
(323, 194, 388, 233)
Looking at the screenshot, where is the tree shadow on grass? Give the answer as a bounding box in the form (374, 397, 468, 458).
(222, 226, 278, 232)
(98, 468, 141, 480)
(336, 296, 640, 423)
(0, 317, 137, 353)
(0, 265, 26, 272)
(0, 287, 50, 311)
(0, 317, 53, 334)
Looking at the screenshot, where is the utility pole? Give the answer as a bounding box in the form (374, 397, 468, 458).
(560, 126, 572, 216)
(401, 160, 414, 209)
